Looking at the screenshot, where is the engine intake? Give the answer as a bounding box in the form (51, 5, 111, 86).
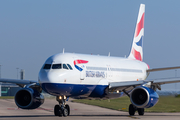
(15, 88, 44, 109)
(130, 86, 159, 108)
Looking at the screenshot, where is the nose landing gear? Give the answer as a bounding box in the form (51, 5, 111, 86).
(54, 96, 70, 117)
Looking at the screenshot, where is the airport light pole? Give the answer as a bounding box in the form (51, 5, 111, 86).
(175, 70, 177, 91)
(16, 68, 19, 79)
(0, 65, 1, 78)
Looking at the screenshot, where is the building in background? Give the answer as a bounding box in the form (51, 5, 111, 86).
(0, 83, 21, 96)
(0, 69, 25, 96)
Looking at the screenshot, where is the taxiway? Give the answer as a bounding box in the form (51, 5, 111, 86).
(0, 98, 179, 120)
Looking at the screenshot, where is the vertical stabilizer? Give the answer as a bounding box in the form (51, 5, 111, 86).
(128, 4, 145, 61)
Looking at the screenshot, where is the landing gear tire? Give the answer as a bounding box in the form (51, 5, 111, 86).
(63, 108, 68, 117)
(54, 105, 62, 117)
(54, 96, 70, 117)
(129, 104, 136, 116)
(65, 104, 70, 116)
(137, 108, 144, 115)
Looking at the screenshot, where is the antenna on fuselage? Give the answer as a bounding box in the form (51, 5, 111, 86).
(63, 48, 65, 54)
(108, 52, 110, 57)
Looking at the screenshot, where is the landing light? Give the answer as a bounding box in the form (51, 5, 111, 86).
(117, 90, 119, 93)
(64, 95, 66, 99)
(59, 96, 62, 100)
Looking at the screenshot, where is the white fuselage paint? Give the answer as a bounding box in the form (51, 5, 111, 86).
(38, 53, 149, 87)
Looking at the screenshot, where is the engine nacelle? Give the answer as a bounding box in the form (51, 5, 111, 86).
(130, 86, 159, 108)
(15, 88, 44, 109)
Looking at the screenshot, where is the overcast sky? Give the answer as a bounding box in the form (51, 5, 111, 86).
(0, 0, 180, 90)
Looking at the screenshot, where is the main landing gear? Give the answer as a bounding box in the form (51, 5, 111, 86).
(129, 104, 144, 116)
(122, 90, 144, 116)
(54, 96, 70, 117)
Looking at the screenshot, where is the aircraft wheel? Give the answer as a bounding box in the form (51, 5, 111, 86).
(65, 104, 70, 116)
(54, 105, 62, 117)
(63, 108, 68, 117)
(129, 104, 136, 116)
(137, 108, 144, 115)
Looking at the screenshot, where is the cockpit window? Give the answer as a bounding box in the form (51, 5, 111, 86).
(63, 64, 68, 70)
(51, 63, 73, 70)
(43, 64, 51, 69)
(52, 64, 62, 69)
(67, 64, 73, 70)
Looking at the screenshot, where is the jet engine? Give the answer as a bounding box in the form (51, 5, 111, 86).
(15, 88, 44, 109)
(130, 86, 159, 108)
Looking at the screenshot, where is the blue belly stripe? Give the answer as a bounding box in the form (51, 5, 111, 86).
(41, 83, 108, 98)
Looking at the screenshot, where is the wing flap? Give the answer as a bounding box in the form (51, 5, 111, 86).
(109, 80, 147, 92)
(109, 80, 145, 88)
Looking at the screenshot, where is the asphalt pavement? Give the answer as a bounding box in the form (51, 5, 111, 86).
(0, 98, 180, 120)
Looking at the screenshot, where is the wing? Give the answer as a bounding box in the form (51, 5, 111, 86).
(0, 78, 37, 87)
(109, 77, 180, 92)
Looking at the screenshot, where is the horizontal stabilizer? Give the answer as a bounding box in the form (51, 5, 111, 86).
(147, 66, 180, 72)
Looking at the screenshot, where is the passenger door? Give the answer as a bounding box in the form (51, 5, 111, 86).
(80, 65, 86, 80)
(107, 65, 113, 79)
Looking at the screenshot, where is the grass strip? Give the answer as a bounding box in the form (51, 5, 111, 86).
(0, 96, 14, 99)
(73, 96, 180, 112)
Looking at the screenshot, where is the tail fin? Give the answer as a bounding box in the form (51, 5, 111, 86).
(128, 4, 145, 61)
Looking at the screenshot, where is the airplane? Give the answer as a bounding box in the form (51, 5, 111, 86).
(1, 3, 180, 117)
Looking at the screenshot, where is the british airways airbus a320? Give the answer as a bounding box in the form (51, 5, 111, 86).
(1, 4, 180, 117)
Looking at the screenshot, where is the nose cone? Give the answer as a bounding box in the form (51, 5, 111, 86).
(38, 69, 49, 83)
(38, 68, 71, 96)
(39, 68, 67, 84)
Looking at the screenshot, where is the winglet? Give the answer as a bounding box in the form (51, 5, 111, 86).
(128, 4, 145, 61)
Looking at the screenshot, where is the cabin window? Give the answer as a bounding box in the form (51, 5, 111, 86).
(43, 64, 51, 69)
(52, 64, 62, 69)
(67, 64, 73, 70)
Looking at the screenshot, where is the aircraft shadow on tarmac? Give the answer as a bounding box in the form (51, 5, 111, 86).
(70, 114, 180, 117)
(0, 115, 53, 118)
(1, 114, 180, 118)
